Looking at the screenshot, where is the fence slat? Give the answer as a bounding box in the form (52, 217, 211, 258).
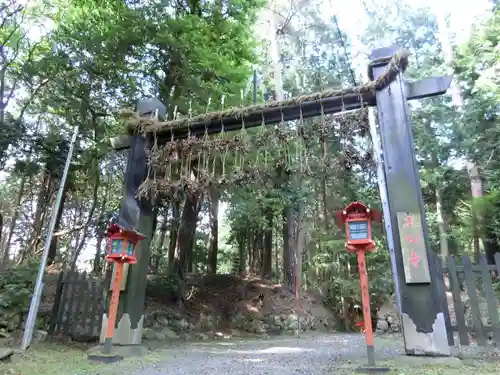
(495, 253, 500, 280)
(48, 271, 64, 334)
(479, 256, 500, 344)
(462, 256, 487, 346)
(48, 271, 105, 339)
(63, 271, 79, 334)
(442, 264, 499, 273)
(446, 256, 469, 345)
(81, 272, 91, 336)
(72, 271, 86, 335)
(88, 278, 101, 339)
(434, 256, 454, 346)
(55, 271, 72, 334)
(451, 325, 497, 333)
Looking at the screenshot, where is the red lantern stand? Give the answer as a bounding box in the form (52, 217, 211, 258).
(336, 202, 388, 373)
(102, 224, 144, 356)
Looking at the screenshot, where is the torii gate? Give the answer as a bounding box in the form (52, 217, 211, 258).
(105, 45, 452, 356)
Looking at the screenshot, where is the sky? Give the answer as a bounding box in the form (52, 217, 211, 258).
(330, 0, 491, 54)
(2, 0, 493, 269)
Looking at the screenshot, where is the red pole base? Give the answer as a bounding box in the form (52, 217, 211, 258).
(357, 249, 376, 366)
(103, 262, 124, 354)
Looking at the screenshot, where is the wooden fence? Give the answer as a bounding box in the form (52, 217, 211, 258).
(44, 254, 500, 346)
(48, 271, 105, 340)
(435, 253, 500, 347)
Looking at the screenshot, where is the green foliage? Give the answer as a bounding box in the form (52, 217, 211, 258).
(455, 9, 500, 168)
(0, 262, 39, 321)
(147, 271, 183, 302)
(305, 235, 394, 330)
(1, 0, 500, 337)
(470, 190, 500, 238)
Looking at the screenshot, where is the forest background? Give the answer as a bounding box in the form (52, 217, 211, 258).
(1, 0, 499, 329)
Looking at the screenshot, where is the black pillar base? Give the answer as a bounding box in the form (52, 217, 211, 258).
(102, 337, 113, 354)
(87, 354, 124, 364)
(355, 366, 390, 373)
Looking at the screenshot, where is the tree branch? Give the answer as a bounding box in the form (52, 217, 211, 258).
(52, 224, 86, 238)
(0, 4, 24, 48)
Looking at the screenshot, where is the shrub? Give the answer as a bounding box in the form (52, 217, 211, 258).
(0, 262, 40, 330)
(146, 271, 183, 303)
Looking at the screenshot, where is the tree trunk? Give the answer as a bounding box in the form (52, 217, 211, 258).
(207, 188, 219, 274)
(251, 231, 258, 272)
(93, 232, 104, 275)
(186, 240, 193, 273)
(238, 232, 246, 273)
(172, 192, 200, 277)
(154, 211, 169, 272)
(47, 182, 70, 265)
(92, 173, 112, 275)
(2, 175, 26, 262)
(275, 227, 279, 282)
(468, 164, 485, 261)
(168, 199, 181, 266)
(296, 201, 306, 290)
(434, 5, 484, 261)
(151, 208, 159, 240)
(282, 206, 296, 290)
(321, 138, 329, 227)
(434, 7, 463, 109)
(429, 133, 449, 260)
(435, 187, 449, 258)
(156, 215, 168, 253)
(192, 196, 204, 272)
(262, 208, 273, 279)
(70, 170, 100, 270)
(247, 230, 253, 272)
(252, 230, 263, 274)
(0, 212, 3, 261)
(485, 231, 500, 266)
(22, 168, 51, 262)
(149, 208, 159, 272)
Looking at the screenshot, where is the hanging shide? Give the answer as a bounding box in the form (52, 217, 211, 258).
(129, 108, 370, 201)
(118, 50, 409, 201)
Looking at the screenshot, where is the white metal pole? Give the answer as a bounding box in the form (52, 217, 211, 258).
(21, 125, 80, 350)
(367, 107, 402, 313)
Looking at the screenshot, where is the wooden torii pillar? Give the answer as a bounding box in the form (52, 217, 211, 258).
(99, 99, 165, 346)
(105, 46, 452, 354)
(369, 45, 451, 356)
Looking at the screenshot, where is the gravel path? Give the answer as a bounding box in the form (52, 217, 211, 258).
(128, 333, 405, 375)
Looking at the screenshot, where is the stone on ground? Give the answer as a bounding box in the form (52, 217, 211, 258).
(0, 347, 14, 361)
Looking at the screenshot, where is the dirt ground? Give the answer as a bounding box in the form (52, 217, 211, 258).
(2, 333, 500, 375)
(146, 274, 335, 324)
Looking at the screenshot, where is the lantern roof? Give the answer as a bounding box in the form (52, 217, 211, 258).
(335, 201, 382, 227)
(106, 223, 145, 241)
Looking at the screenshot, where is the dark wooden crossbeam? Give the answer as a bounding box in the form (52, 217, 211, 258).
(110, 75, 452, 150)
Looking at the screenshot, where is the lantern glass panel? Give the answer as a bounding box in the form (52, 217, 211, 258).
(348, 221, 369, 240)
(111, 239, 123, 254)
(126, 241, 135, 257)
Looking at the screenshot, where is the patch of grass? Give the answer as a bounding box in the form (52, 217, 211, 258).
(1, 342, 172, 375)
(325, 357, 500, 375)
(2, 343, 100, 375)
